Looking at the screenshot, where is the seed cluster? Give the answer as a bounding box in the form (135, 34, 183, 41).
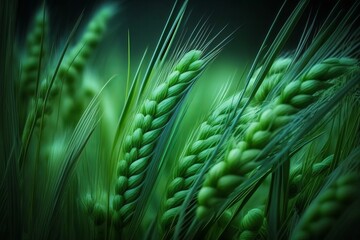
(161, 57, 292, 231)
(112, 50, 204, 228)
(196, 58, 358, 219)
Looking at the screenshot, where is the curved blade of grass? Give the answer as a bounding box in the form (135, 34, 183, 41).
(19, 11, 84, 168)
(34, 76, 114, 240)
(34, 4, 47, 105)
(111, 48, 148, 157)
(0, 0, 21, 238)
(267, 152, 290, 240)
(20, 12, 85, 236)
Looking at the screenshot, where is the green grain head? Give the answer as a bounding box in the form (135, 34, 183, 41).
(112, 50, 205, 229)
(196, 57, 359, 219)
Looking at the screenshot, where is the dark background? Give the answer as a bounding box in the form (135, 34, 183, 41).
(15, 0, 359, 63)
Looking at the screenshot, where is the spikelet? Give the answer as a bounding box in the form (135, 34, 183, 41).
(238, 208, 265, 240)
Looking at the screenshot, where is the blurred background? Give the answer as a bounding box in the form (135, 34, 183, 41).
(16, 0, 305, 62)
(14, 0, 358, 135)
(14, 0, 359, 154)
(16, 0, 356, 80)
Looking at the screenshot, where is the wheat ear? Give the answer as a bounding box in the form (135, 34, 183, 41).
(291, 172, 360, 240)
(289, 154, 334, 199)
(58, 5, 115, 94)
(160, 57, 292, 231)
(20, 7, 47, 103)
(21, 6, 115, 143)
(196, 57, 358, 219)
(112, 50, 205, 228)
(59, 5, 115, 124)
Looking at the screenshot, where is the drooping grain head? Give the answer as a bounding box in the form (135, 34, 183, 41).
(196, 57, 359, 219)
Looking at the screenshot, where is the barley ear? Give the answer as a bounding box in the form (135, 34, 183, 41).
(291, 172, 360, 240)
(161, 57, 292, 232)
(59, 5, 116, 124)
(112, 50, 205, 229)
(58, 5, 115, 94)
(20, 7, 48, 102)
(19, 7, 48, 128)
(196, 57, 358, 219)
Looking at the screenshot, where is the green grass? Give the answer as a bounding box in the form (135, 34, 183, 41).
(1, 0, 360, 240)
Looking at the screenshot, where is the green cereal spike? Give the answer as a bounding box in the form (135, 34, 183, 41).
(291, 173, 360, 240)
(160, 57, 292, 232)
(112, 50, 204, 229)
(58, 5, 116, 94)
(196, 58, 358, 219)
(20, 7, 48, 102)
(59, 5, 116, 125)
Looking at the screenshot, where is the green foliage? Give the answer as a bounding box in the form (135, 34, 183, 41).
(1, 0, 360, 240)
